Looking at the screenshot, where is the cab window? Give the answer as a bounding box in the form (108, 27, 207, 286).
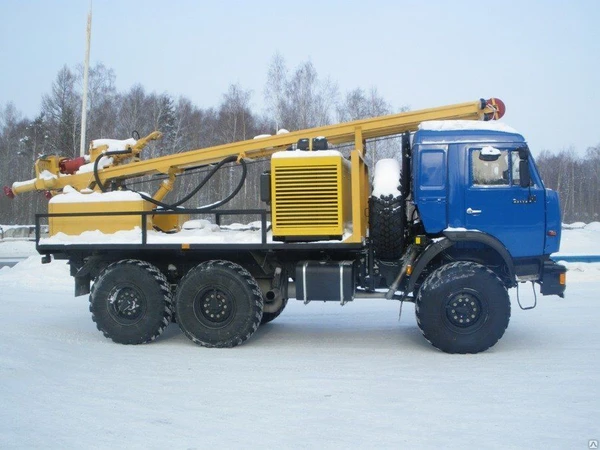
(471, 147, 509, 186)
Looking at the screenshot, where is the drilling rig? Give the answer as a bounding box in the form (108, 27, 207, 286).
(4, 97, 566, 353)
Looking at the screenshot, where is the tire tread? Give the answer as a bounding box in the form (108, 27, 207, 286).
(176, 260, 263, 348)
(415, 261, 511, 354)
(89, 259, 174, 345)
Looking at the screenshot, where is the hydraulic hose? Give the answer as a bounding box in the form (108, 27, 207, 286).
(136, 156, 247, 211)
(93, 150, 247, 211)
(93, 150, 248, 211)
(93, 149, 133, 193)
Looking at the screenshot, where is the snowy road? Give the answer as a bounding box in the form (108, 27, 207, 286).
(0, 257, 22, 268)
(1, 273, 598, 449)
(1, 232, 599, 448)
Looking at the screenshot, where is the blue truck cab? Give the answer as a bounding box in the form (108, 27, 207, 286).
(411, 120, 566, 297)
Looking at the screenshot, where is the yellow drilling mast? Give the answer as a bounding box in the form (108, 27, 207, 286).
(4, 97, 505, 242)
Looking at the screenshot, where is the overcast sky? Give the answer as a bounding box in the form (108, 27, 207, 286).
(0, 0, 598, 155)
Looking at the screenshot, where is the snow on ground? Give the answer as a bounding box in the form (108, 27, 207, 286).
(0, 227, 599, 448)
(0, 239, 38, 258)
(555, 222, 600, 257)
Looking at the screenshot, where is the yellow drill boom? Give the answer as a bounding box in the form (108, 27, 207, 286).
(5, 97, 505, 199)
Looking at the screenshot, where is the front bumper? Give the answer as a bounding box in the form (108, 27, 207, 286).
(540, 260, 566, 297)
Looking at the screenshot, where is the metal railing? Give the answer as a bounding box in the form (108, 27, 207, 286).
(35, 208, 270, 246)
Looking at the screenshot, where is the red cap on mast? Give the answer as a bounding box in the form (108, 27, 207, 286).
(484, 98, 506, 120)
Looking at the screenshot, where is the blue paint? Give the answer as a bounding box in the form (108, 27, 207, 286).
(412, 126, 562, 259)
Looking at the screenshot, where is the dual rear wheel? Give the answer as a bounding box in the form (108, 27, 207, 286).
(90, 259, 265, 347)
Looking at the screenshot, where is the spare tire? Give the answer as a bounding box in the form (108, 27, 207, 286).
(370, 158, 405, 260)
(370, 194, 405, 260)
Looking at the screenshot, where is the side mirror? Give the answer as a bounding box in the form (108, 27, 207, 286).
(518, 147, 529, 160)
(519, 160, 531, 188)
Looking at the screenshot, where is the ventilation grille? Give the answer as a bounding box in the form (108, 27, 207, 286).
(273, 164, 341, 229)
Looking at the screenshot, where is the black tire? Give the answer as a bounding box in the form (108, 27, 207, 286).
(261, 298, 288, 325)
(369, 194, 405, 260)
(89, 259, 174, 345)
(175, 260, 263, 348)
(415, 261, 511, 354)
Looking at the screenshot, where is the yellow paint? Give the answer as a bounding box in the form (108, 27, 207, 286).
(345, 150, 369, 243)
(12, 99, 499, 198)
(152, 213, 189, 233)
(48, 198, 153, 236)
(35, 155, 62, 178)
(271, 154, 351, 239)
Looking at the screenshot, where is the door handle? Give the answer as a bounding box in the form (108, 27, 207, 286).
(466, 207, 482, 215)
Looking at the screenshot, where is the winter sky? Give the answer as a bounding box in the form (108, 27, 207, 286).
(0, 0, 598, 155)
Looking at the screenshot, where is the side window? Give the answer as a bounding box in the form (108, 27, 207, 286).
(420, 150, 445, 187)
(471, 147, 509, 186)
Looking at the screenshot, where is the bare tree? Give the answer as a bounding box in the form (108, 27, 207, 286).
(264, 52, 288, 133)
(77, 63, 118, 141)
(216, 84, 255, 144)
(116, 84, 154, 139)
(537, 146, 600, 222)
(263, 55, 338, 131)
(41, 66, 80, 158)
(0, 103, 48, 224)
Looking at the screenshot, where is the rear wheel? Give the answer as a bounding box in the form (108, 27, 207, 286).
(89, 259, 174, 344)
(415, 261, 511, 354)
(175, 260, 263, 347)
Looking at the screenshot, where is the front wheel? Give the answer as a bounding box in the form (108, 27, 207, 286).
(415, 261, 511, 354)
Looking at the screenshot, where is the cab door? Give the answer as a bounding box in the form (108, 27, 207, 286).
(463, 146, 545, 258)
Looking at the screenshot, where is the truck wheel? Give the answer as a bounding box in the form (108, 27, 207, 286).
(415, 261, 511, 354)
(175, 260, 264, 347)
(89, 259, 174, 345)
(261, 298, 288, 325)
(369, 194, 405, 260)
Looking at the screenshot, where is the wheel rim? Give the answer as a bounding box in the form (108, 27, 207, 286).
(193, 287, 235, 329)
(444, 289, 486, 332)
(107, 284, 147, 325)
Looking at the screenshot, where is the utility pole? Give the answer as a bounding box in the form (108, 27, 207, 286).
(79, 3, 92, 157)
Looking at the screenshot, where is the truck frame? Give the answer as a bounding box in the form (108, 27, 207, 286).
(5, 97, 566, 353)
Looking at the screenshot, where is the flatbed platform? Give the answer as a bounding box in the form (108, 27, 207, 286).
(35, 211, 364, 256)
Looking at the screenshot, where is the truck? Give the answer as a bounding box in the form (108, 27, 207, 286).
(4, 97, 567, 353)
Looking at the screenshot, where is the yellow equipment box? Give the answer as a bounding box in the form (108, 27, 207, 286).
(48, 193, 153, 236)
(270, 151, 351, 240)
